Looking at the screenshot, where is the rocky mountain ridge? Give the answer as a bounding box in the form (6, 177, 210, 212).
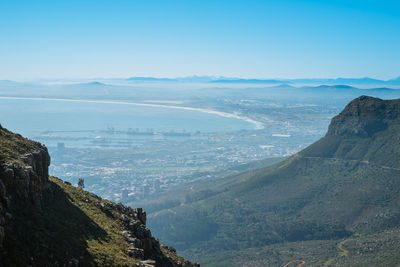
(0, 125, 197, 267)
(327, 95, 400, 137)
(301, 96, 400, 167)
(142, 96, 400, 266)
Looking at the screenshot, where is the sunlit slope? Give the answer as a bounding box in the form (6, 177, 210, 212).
(147, 96, 400, 266)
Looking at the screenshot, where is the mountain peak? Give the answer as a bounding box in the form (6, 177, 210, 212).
(326, 96, 400, 137)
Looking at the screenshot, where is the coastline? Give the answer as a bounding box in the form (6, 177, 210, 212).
(0, 96, 265, 130)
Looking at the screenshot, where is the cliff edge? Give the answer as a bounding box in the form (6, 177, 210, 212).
(327, 95, 400, 137)
(0, 125, 198, 267)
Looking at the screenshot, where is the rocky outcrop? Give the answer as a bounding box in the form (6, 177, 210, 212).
(97, 201, 199, 267)
(327, 96, 400, 137)
(0, 146, 50, 250)
(0, 125, 198, 266)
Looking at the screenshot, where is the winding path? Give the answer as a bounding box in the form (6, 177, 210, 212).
(322, 236, 356, 266)
(282, 259, 306, 267)
(337, 238, 350, 257)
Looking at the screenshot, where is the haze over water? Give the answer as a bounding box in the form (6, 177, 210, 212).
(0, 98, 254, 147)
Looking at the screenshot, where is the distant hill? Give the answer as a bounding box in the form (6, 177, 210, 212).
(0, 125, 197, 267)
(292, 77, 386, 85)
(211, 78, 285, 84)
(126, 76, 221, 83)
(144, 96, 400, 266)
(80, 81, 108, 86)
(211, 76, 400, 86)
(127, 77, 178, 82)
(312, 84, 356, 90)
(386, 76, 400, 85)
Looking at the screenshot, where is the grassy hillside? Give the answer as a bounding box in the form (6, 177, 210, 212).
(184, 229, 400, 267)
(0, 125, 41, 164)
(3, 176, 197, 266)
(132, 157, 284, 214)
(144, 96, 400, 266)
(4, 176, 140, 266)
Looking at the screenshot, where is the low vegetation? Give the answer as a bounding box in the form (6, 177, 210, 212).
(4, 176, 141, 266)
(143, 96, 400, 266)
(0, 125, 41, 164)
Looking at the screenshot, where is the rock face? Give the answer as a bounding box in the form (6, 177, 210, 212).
(0, 125, 198, 266)
(327, 96, 400, 137)
(97, 202, 199, 267)
(0, 146, 50, 250)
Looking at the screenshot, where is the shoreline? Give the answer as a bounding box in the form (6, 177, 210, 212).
(0, 96, 265, 130)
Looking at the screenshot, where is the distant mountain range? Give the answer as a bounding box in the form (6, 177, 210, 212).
(123, 76, 400, 86)
(1, 76, 400, 86)
(126, 76, 223, 83)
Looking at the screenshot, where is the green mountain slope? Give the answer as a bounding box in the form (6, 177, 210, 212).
(145, 96, 400, 266)
(0, 125, 197, 267)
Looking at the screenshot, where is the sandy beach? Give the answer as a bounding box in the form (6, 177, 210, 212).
(0, 96, 265, 130)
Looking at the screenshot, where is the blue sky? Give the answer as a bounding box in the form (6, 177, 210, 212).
(0, 0, 399, 80)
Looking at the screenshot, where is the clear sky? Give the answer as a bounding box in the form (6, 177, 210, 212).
(0, 0, 399, 80)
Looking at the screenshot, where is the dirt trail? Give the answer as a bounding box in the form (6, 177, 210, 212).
(282, 259, 306, 267)
(337, 239, 350, 257)
(322, 236, 353, 266)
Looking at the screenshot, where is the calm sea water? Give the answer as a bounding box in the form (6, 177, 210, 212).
(0, 98, 253, 147)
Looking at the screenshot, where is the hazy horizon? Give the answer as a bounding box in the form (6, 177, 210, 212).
(2, 74, 400, 83)
(1, 0, 399, 80)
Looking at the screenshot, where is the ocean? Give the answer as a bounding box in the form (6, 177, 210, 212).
(0, 97, 254, 148)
